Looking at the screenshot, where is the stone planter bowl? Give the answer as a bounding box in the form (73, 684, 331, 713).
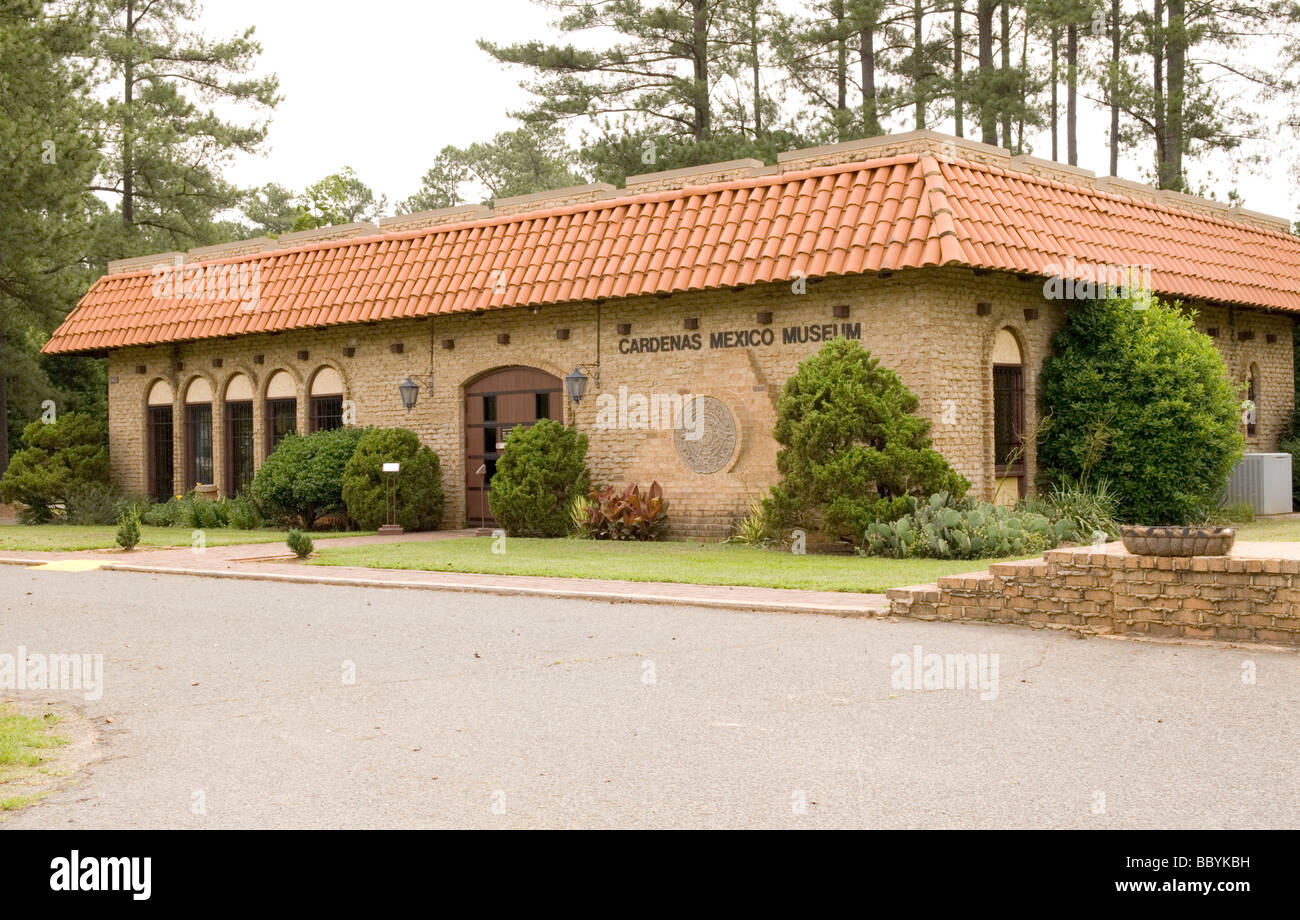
(1120, 525, 1235, 557)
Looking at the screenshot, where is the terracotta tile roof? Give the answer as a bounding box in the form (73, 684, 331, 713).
(44, 152, 1300, 354)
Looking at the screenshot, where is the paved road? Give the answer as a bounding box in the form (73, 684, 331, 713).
(1, 565, 1296, 828)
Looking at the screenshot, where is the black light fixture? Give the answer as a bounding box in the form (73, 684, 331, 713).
(399, 376, 419, 410)
(565, 367, 589, 404)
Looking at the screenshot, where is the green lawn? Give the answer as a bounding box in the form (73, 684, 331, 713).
(310, 537, 1028, 594)
(0, 525, 372, 552)
(0, 705, 67, 813)
(1234, 518, 1300, 542)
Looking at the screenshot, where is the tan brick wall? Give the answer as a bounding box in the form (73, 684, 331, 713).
(1191, 304, 1295, 451)
(104, 266, 1295, 536)
(886, 548, 1300, 646)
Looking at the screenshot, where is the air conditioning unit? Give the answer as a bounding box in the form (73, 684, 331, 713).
(1224, 453, 1293, 514)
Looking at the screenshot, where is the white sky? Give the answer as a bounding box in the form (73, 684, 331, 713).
(197, 0, 1298, 224)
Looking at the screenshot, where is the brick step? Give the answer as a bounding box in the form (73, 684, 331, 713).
(935, 572, 997, 592)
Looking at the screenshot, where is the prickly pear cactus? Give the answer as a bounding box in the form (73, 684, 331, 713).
(856, 491, 1078, 560)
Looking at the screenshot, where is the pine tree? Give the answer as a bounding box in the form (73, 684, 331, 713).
(1112, 0, 1298, 190)
(401, 124, 585, 212)
(771, 0, 904, 140)
(480, 0, 730, 145)
(89, 0, 279, 253)
(0, 0, 100, 475)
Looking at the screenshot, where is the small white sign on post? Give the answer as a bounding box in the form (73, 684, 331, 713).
(382, 462, 400, 473)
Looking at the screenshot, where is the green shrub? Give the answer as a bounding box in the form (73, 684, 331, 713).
(226, 494, 266, 530)
(115, 509, 141, 550)
(0, 412, 110, 523)
(1019, 478, 1121, 543)
(1205, 501, 1255, 525)
(765, 338, 969, 542)
(728, 498, 776, 546)
(566, 493, 594, 536)
(1038, 293, 1245, 525)
(141, 496, 183, 527)
(859, 492, 1074, 560)
(65, 482, 126, 525)
(251, 427, 367, 529)
(488, 419, 589, 537)
(184, 494, 230, 530)
(341, 427, 445, 531)
(286, 528, 313, 558)
(580, 482, 669, 540)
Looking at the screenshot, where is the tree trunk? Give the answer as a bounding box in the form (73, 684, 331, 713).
(1163, 0, 1185, 189)
(999, 1, 1011, 146)
(861, 24, 880, 135)
(692, 0, 711, 140)
(1050, 25, 1059, 161)
(1152, 0, 1167, 185)
(953, 0, 963, 136)
(751, 3, 763, 137)
(1015, 11, 1028, 152)
(914, 0, 925, 129)
(977, 1, 996, 145)
(122, 0, 135, 228)
(1066, 23, 1078, 165)
(835, 0, 848, 134)
(1109, 0, 1120, 175)
(0, 332, 8, 481)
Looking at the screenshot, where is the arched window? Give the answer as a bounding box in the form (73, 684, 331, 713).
(183, 377, 214, 487)
(265, 371, 297, 454)
(146, 380, 175, 500)
(992, 329, 1025, 499)
(1246, 364, 1260, 437)
(225, 374, 255, 494)
(309, 367, 345, 431)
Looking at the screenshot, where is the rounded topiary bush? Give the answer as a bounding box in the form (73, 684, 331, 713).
(488, 419, 589, 537)
(765, 337, 969, 543)
(341, 427, 445, 531)
(250, 426, 367, 529)
(1038, 292, 1245, 525)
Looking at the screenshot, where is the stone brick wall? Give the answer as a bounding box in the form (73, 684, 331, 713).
(886, 548, 1300, 646)
(1192, 304, 1294, 452)
(103, 265, 1294, 537)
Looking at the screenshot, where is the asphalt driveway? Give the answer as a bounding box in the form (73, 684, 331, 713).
(1, 565, 1296, 828)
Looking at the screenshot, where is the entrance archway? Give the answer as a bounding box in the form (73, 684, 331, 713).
(464, 366, 562, 527)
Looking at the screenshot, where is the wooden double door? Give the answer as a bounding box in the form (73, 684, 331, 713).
(464, 366, 562, 526)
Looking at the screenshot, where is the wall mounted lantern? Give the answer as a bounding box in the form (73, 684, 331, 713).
(565, 365, 600, 405)
(399, 376, 419, 410)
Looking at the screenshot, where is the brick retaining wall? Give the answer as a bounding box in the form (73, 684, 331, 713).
(886, 548, 1300, 646)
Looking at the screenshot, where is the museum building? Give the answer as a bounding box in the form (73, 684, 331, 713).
(43, 130, 1300, 536)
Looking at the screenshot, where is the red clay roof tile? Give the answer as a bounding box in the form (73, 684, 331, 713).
(44, 153, 1300, 354)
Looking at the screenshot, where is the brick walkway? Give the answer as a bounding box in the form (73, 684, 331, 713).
(0, 531, 889, 618)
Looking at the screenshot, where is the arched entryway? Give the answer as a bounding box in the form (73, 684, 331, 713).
(464, 366, 563, 527)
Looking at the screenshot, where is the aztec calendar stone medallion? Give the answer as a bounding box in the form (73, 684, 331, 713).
(675, 396, 737, 474)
